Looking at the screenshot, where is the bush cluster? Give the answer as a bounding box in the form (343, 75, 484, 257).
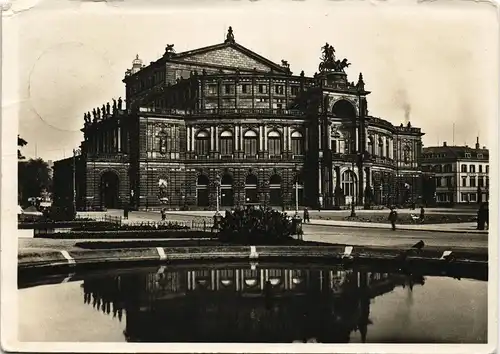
(217, 206, 302, 244)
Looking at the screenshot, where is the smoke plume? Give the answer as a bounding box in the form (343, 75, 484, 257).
(394, 89, 411, 125)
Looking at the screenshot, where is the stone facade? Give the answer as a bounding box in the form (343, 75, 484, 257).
(67, 29, 425, 211)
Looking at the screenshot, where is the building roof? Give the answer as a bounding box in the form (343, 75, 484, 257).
(123, 37, 289, 83)
(422, 143, 489, 161)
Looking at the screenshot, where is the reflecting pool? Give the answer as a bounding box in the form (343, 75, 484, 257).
(18, 264, 487, 343)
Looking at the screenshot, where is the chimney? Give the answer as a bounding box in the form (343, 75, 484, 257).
(475, 137, 480, 150)
(443, 142, 447, 147)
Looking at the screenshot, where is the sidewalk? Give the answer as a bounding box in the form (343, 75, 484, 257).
(76, 210, 488, 235)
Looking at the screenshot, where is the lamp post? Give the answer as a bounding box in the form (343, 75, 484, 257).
(72, 148, 81, 212)
(350, 160, 356, 217)
(294, 164, 300, 216)
(215, 177, 221, 216)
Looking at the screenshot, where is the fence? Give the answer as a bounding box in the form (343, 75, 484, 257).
(124, 218, 215, 232)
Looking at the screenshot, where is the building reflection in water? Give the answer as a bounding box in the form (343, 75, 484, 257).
(81, 265, 425, 343)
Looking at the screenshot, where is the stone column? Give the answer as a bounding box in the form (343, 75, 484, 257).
(191, 127, 195, 151)
(305, 127, 309, 152)
(117, 127, 121, 152)
(264, 125, 268, 151)
(259, 126, 264, 150)
(210, 126, 214, 151)
(235, 125, 239, 151)
(215, 126, 219, 151)
(186, 126, 191, 151)
(287, 126, 292, 151)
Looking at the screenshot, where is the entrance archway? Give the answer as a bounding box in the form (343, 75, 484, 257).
(100, 171, 120, 209)
(341, 170, 357, 206)
(220, 174, 234, 207)
(196, 175, 209, 207)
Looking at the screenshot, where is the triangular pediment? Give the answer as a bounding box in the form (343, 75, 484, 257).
(174, 42, 288, 73)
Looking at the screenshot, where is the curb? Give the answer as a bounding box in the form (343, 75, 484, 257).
(18, 245, 488, 273)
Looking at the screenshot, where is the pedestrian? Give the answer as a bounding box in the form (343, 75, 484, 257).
(161, 208, 166, 221)
(303, 207, 310, 223)
(123, 204, 129, 220)
(388, 207, 398, 231)
(318, 195, 323, 212)
(419, 206, 425, 223)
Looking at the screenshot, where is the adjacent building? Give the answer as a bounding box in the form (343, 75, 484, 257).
(54, 27, 425, 211)
(420, 138, 489, 205)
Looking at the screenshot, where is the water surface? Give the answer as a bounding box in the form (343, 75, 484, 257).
(19, 264, 487, 343)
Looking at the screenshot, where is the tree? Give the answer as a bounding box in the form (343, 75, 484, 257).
(18, 135, 27, 160)
(18, 158, 52, 206)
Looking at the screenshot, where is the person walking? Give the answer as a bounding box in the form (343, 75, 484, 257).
(303, 207, 310, 223)
(161, 208, 166, 221)
(388, 207, 398, 231)
(419, 206, 425, 223)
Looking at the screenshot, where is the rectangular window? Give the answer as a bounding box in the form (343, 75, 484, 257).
(291, 86, 299, 95)
(479, 165, 483, 173)
(220, 137, 234, 156)
(469, 193, 477, 202)
(258, 84, 268, 94)
(486, 177, 489, 187)
(486, 165, 489, 173)
(469, 165, 475, 173)
(224, 84, 232, 94)
(436, 178, 441, 187)
(462, 177, 467, 187)
(275, 85, 284, 94)
(461, 193, 468, 202)
(208, 85, 217, 95)
(446, 176, 453, 187)
(478, 177, 484, 187)
(242, 84, 249, 94)
(465, 153, 471, 158)
(470, 176, 476, 187)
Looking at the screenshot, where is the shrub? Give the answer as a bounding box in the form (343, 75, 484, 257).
(217, 207, 301, 245)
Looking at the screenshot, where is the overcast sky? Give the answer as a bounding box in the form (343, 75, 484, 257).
(3, 0, 498, 162)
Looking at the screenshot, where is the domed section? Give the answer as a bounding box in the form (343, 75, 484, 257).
(132, 54, 143, 66)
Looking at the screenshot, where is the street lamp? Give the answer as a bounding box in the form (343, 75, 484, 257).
(294, 165, 300, 216)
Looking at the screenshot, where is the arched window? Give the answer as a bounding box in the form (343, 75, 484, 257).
(269, 174, 282, 206)
(470, 165, 476, 173)
(245, 174, 259, 204)
(220, 130, 234, 156)
(291, 130, 304, 155)
(243, 130, 258, 156)
(194, 130, 210, 155)
(341, 170, 356, 198)
(268, 130, 282, 156)
(220, 174, 234, 207)
(378, 137, 384, 157)
(367, 136, 375, 156)
(196, 175, 209, 207)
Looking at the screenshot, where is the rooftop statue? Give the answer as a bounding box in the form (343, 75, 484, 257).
(225, 26, 235, 43)
(319, 43, 351, 73)
(117, 97, 123, 110)
(164, 44, 175, 58)
(112, 99, 117, 113)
